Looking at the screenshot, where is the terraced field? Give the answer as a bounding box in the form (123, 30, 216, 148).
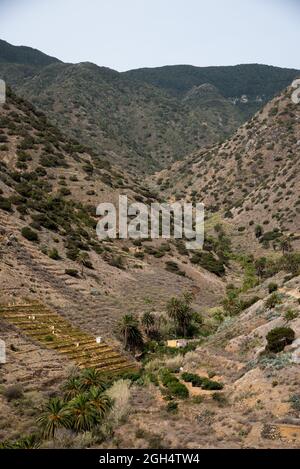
(0, 302, 136, 374)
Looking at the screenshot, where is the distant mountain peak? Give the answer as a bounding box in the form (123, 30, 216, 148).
(0, 39, 60, 66)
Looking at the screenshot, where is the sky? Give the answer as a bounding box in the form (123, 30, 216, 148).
(0, 0, 299, 71)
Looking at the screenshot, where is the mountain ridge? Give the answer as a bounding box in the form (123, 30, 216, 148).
(1, 39, 299, 173)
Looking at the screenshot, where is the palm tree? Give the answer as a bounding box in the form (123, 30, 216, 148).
(80, 368, 106, 391)
(166, 293, 193, 338)
(88, 386, 112, 419)
(37, 397, 72, 439)
(141, 311, 155, 337)
(68, 393, 98, 432)
(118, 314, 143, 352)
(62, 376, 83, 401)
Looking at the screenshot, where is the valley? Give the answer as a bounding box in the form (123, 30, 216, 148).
(0, 39, 300, 450)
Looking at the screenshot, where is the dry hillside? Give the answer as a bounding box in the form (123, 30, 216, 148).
(153, 84, 300, 252)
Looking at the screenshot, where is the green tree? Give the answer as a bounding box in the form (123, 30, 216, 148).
(80, 368, 106, 391)
(266, 327, 295, 353)
(118, 314, 143, 352)
(37, 398, 72, 439)
(62, 376, 83, 400)
(68, 393, 98, 432)
(88, 387, 112, 419)
(141, 311, 155, 337)
(166, 292, 194, 338)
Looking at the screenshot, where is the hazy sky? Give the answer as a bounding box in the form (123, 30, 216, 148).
(0, 0, 299, 71)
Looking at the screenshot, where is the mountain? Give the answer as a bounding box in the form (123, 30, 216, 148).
(14, 61, 244, 173)
(0, 40, 299, 173)
(153, 83, 300, 253)
(1, 41, 300, 451)
(125, 63, 300, 118)
(0, 39, 60, 66)
(0, 87, 225, 337)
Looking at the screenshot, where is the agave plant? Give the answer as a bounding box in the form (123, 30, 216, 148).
(68, 393, 98, 432)
(37, 397, 72, 439)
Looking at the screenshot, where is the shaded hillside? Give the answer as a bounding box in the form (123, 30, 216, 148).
(125, 64, 300, 118)
(0, 61, 243, 173)
(0, 39, 60, 66)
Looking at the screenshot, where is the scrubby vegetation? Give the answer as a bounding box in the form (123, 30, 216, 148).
(265, 327, 295, 353)
(181, 372, 223, 390)
(159, 369, 189, 399)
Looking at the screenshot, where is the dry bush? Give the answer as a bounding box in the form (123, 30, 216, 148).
(42, 429, 95, 449)
(182, 351, 200, 371)
(164, 356, 184, 372)
(106, 379, 131, 426)
(144, 359, 164, 373)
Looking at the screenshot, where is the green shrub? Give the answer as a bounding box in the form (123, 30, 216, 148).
(266, 327, 295, 353)
(134, 252, 145, 259)
(201, 378, 223, 391)
(268, 282, 278, 294)
(289, 394, 300, 411)
(265, 292, 282, 310)
(190, 251, 225, 277)
(181, 372, 223, 390)
(284, 309, 298, 322)
(3, 385, 23, 401)
(168, 381, 189, 399)
(108, 256, 125, 270)
(212, 392, 228, 405)
(65, 268, 79, 277)
(0, 196, 12, 212)
(181, 372, 203, 387)
(44, 335, 54, 342)
(255, 225, 263, 238)
(48, 248, 61, 260)
(166, 401, 178, 413)
(21, 226, 39, 242)
(165, 261, 185, 276)
(260, 230, 282, 243)
(122, 371, 142, 383)
(160, 369, 189, 399)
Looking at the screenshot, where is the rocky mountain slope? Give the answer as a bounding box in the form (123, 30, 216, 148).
(0, 88, 225, 339)
(154, 83, 300, 252)
(109, 273, 300, 450)
(1, 40, 299, 173)
(1, 41, 300, 451)
(124, 63, 300, 118)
